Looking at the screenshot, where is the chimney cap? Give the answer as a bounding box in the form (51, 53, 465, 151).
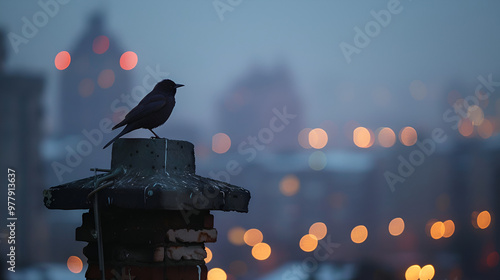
(44, 138, 250, 212)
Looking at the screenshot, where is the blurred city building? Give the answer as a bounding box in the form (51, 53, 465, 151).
(45, 12, 134, 263)
(0, 29, 48, 265)
(200, 71, 500, 279)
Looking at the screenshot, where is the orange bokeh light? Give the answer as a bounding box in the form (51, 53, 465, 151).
(67, 256, 83, 273)
(251, 242, 271, 260)
(243, 228, 263, 246)
(458, 118, 474, 137)
(299, 234, 318, 252)
(309, 222, 327, 240)
(298, 128, 312, 149)
(120, 51, 138, 70)
(227, 227, 246, 246)
(419, 264, 435, 280)
(477, 210, 491, 229)
(212, 133, 231, 154)
(205, 247, 213, 264)
(377, 127, 396, 147)
(430, 221, 445, 239)
(467, 105, 484, 126)
(353, 127, 373, 148)
(309, 128, 328, 149)
(388, 217, 405, 236)
(443, 220, 455, 238)
(399, 127, 417, 146)
(351, 225, 368, 244)
(279, 174, 300, 196)
(207, 268, 227, 280)
(55, 51, 71, 70)
(405, 264, 421, 280)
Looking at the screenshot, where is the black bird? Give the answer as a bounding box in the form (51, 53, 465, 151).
(103, 79, 184, 149)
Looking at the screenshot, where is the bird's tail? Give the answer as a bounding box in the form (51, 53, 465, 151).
(103, 126, 131, 149)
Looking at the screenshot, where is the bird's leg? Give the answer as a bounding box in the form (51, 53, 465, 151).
(149, 129, 161, 138)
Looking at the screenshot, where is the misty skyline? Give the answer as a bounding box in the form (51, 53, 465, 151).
(1, 1, 500, 139)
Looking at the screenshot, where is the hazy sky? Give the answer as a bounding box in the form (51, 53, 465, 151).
(2, 0, 500, 135)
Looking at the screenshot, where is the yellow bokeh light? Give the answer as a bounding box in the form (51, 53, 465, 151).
(377, 127, 396, 148)
(243, 228, 263, 246)
(207, 268, 227, 280)
(430, 221, 445, 239)
(458, 118, 474, 137)
(399, 127, 418, 146)
(228, 227, 246, 246)
(298, 128, 312, 149)
(67, 256, 83, 274)
(419, 264, 435, 280)
(353, 127, 372, 148)
(309, 222, 327, 240)
(309, 128, 328, 149)
(467, 105, 484, 126)
(477, 210, 491, 229)
(351, 225, 368, 244)
(405, 265, 421, 280)
(279, 174, 300, 196)
(299, 234, 318, 252)
(212, 133, 231, 154)
(443, 220, 455, 238)
(388, 217, 405, 236)
(251, 242, 271, 261)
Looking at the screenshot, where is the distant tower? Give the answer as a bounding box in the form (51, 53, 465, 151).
(45, 12, 136, 263)
(59, 12, 132, 135)
(49, 12, 134, 184)
(218, 62, 304, 152)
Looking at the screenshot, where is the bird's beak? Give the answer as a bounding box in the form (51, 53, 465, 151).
(175, 84, 184, 88)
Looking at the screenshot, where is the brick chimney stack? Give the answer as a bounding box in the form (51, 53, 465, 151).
(44, 138, 250, 280)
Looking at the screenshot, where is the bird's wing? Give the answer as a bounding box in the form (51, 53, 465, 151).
(115, 95, 167, 128)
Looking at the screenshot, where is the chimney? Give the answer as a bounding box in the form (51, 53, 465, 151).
(43, 138, 251, 280)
